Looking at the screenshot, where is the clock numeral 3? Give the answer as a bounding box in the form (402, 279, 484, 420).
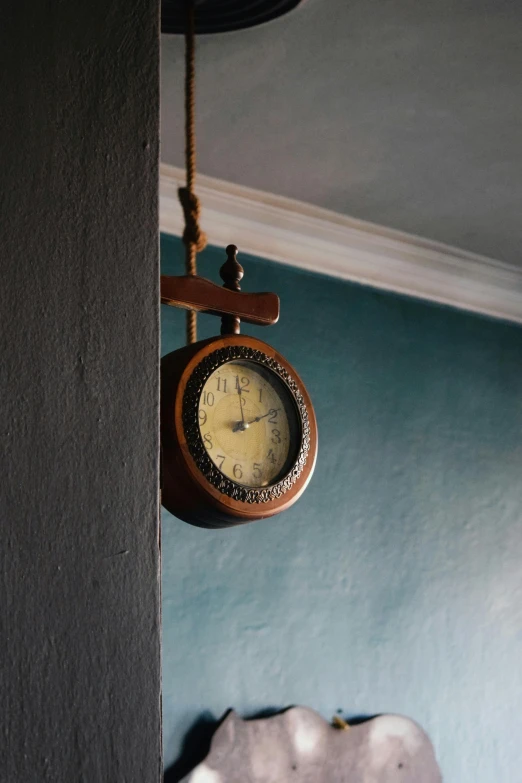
(271, 429, 281, 444)
(203, 433, 213, 450)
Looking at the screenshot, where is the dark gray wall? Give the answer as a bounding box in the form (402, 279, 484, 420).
(161, 235, 522, 782)
(1, 2, 161, 780)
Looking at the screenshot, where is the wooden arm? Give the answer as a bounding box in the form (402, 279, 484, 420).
(161, 274, 280, 327)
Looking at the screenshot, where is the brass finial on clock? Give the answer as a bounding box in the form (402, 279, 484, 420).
(220, 244, 244, 335)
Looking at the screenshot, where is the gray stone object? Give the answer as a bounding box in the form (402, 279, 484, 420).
(181, 707, 442, 782)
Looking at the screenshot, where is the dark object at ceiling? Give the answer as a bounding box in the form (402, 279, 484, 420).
(161, 0, 304, 34)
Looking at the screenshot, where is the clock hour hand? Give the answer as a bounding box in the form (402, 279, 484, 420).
(246, 408, 280, 425)
(232, 405, 280, 433)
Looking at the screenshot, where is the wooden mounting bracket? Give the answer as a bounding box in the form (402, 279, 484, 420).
(160, 245, 280, 332)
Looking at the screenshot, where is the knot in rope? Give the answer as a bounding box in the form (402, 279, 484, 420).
(180, 0, 203, 344)
(178, 186, 207, 254)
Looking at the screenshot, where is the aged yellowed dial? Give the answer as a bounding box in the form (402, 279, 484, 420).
(198, 360, 301, 487)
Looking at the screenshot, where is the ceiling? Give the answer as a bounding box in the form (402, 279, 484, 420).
(161, 0, 522, 266)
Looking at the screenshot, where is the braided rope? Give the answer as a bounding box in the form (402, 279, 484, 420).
(179, 0, 207, 344)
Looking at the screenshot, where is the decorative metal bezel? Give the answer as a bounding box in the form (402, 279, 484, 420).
(182, 345, 311, 504)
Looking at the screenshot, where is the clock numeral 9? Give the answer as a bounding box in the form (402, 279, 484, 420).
(202, 391, 214, 406)
(252, 463, 262, 479)
(271, 429, 281, 444)
(198, 409, 207, 426)
(233, 463, 243, 480)
(203, 433, 213, 450)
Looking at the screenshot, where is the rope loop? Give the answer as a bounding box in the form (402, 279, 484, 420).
(178, 186, 208, 253)
(181, 0, 201, 344)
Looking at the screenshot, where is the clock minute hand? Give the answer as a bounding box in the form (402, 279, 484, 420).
(233, 375, 246, 431)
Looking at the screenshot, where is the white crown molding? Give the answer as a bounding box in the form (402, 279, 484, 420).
(160, 162, 522, 326)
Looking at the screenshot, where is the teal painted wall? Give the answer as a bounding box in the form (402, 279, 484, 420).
(161, 234, 522, 781)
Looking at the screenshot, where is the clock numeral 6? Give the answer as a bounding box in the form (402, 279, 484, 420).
(253, 463, 262, 479)
(198, 409, 207, 425)
(233, 463, 243, 480)
(271, 428, 281, 444)
(203, 433, 213, 450)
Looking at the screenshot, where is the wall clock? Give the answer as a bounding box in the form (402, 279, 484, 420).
(161, 245, 318, 528)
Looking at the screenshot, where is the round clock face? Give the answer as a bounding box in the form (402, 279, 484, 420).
(198, 360, 301, 487)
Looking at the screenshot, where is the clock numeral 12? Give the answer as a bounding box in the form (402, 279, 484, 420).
(235, 376, 250, 393)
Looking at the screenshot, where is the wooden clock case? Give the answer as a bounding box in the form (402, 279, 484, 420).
(161, 333, 318, 529)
